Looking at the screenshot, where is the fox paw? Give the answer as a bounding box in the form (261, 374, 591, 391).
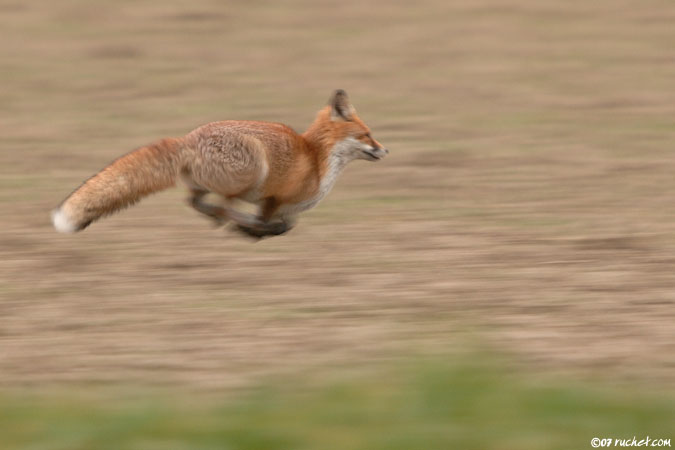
(228, 224, 266, 241)
(210, 216, 227, 228)
(264, 221, 289, 236)
(230, 222, 288, 240)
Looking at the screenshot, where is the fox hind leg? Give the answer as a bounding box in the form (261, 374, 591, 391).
(188, 188, 228, 226)
(186, 189, 282, 236)
(185, 183, 291, 238)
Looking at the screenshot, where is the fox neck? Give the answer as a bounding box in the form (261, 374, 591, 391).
(303, 107, 354, 179)
(301, 109, 356, 205)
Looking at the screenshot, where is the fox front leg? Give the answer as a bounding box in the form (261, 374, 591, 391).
(234, 221, 291, 239)
(225, 205, 295, 240)
(255, 214, 297, 237)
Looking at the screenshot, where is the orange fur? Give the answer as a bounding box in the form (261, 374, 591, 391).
(52, 90, 387, 234)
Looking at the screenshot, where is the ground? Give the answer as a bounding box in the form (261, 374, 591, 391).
(0, 0, 674, 446)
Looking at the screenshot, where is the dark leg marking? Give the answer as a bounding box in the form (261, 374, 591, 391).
(225, 201, 292, 240)
(188, 189, 227, 226)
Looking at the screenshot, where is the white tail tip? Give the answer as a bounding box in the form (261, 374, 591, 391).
(51, 207, 77, 233)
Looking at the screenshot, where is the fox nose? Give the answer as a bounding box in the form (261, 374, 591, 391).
(382, 147, 389, 154)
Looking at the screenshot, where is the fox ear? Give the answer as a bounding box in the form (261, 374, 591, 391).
(329, 89, 354, 121)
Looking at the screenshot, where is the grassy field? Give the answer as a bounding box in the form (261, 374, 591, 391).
(3, 357, 674, 450)
(1, 0, 675, 447)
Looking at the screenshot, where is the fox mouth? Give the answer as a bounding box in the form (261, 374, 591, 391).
(363, 149, 383, 161)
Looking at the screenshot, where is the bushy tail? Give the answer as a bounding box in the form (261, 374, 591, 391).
(52, 138, 186, 233)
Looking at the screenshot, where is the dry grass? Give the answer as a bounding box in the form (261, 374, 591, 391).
(1, 0, 675, 389)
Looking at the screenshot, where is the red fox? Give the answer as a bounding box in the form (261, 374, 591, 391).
(51, 90, 388, 238)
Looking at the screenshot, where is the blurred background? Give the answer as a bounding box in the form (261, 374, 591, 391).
(1, 0, 674, 448)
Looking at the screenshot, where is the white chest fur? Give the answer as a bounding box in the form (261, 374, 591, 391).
(278, 139, 356, 217)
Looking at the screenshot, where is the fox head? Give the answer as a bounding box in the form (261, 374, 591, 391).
(307, 90, 389, 162)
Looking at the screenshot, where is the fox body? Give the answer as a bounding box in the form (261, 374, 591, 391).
(52, 90, 388, 238)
